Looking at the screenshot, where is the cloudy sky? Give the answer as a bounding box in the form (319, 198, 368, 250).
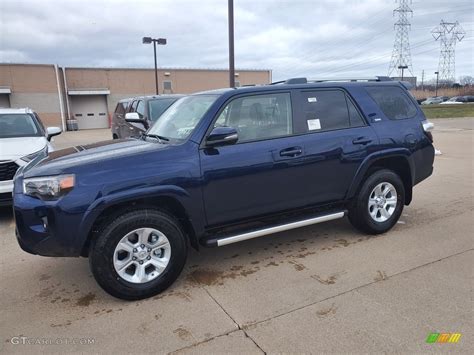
(0, 0, 472, 82)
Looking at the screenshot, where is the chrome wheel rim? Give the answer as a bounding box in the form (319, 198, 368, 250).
(113, 228, 171, 284)
(368, 182, 397, 223)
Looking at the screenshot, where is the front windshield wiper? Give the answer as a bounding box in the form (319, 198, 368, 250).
(141, 133, 170, 143)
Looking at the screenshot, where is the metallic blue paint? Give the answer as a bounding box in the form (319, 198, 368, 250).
(13, 81, 434, 256)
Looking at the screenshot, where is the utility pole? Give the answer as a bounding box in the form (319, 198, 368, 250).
(421, 70, 425, 90)
(388, 0, 414, 78)
(432, 20, 465, 85)
(435, 71, 439, 96)
(228, 0, 235, 88)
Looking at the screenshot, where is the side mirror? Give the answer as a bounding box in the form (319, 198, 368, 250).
(206, 127, 238, 147)
(46, 126, 62, 141)
(125, 112, 148, 129)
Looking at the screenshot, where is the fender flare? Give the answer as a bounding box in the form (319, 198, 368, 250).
(346, 148, 415, 201)
(74, 185, 200, 252)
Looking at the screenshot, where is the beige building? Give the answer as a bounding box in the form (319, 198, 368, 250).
(0, 64, 271, 130)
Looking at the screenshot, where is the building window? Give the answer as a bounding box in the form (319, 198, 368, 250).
(163, 81, 172, 93)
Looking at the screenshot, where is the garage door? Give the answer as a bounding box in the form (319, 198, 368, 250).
(70, 95, 109, 129)
(0, 94, 10, 108)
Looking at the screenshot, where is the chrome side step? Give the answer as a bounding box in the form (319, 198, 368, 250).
(204, 211, 346, 247)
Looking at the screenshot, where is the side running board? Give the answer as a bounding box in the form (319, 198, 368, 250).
(203, 211, 346, 247)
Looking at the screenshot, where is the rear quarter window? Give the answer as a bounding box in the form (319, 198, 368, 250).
(365, 86, 418, 120)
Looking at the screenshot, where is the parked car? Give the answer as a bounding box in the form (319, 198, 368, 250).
(13, 77, 435, 300)
(421, 96, 449, 105)
(0, 108, 61, 205)
(111, 95, 183, 139)
(440, 96, 466, 104)
(463, 95, 474, 102)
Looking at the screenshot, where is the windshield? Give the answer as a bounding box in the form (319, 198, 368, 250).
(147, 95, 218, 140)
(0, 114, 42, 138)
(148, 98, 178, 122)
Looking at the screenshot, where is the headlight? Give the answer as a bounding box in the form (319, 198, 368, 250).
(23, 174, 75, 200)
(21, 146, 48, 162)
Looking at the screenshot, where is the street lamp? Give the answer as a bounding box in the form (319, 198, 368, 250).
(143, 36, 167, 95)
(228, 0, 235, 88)
(398, 65, 408, 81)
(434, 71, 439, 96)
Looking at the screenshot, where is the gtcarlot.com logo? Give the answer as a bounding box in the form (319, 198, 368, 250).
(10, 336, 95, 346)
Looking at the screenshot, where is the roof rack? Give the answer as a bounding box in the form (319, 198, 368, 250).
(271, 76, 393, 85)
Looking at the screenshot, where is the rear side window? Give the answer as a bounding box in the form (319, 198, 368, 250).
(136, 100, 145, 118)
(148, 98, 176, 122)
(295, 90, 364, 134)
(365, 86, 417, 120)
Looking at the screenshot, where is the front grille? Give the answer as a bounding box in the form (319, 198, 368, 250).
(0, 161, 19, 181)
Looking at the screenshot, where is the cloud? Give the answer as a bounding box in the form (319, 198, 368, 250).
(0, 0, 472, 82)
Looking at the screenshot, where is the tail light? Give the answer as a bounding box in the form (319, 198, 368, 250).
(422, 120, 434, 142)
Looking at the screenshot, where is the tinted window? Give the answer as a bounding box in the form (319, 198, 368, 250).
(214, 93, 292, 143)
(136, 100, 145, 118)
(295, 90, 352, 134)
(347, 98, 365, 127)
(148, 98, 176, 122)
(366, 86, 417, 120)
(129, 100, 138, 113)
(0, 114, 41, 138)
(115, 102, 126, 115)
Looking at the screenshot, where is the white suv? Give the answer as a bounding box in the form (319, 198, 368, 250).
(0, 108, 62, 205)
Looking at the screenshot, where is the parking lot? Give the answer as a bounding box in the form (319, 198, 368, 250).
(0, 118, 472, 353)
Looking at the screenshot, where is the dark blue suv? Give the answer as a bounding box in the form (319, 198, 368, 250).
(13, 77, 435, 300)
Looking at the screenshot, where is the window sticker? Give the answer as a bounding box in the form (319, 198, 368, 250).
(307, 118, 321, 130)
(307, 97, 317, 103)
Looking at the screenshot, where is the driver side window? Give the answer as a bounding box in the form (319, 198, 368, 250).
(214, 93, 292, 143)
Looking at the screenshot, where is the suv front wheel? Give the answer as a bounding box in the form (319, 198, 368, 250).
(89, 209, 187, 300)
(349, 169, 405, 234)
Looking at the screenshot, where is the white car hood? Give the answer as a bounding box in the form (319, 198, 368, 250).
(0, 136, 47, 161)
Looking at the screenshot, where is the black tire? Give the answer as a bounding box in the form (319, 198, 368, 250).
(348, 169, 405, 234)
(89, 209, 187, 300)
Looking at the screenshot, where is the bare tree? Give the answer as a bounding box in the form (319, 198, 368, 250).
(460, 75, 474, 86)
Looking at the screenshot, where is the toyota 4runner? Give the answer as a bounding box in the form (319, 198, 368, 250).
(13, 77, 435, 300)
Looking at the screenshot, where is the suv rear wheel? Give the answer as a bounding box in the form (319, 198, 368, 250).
(349, 169, 405, 234)
(89, 209, 187, 300)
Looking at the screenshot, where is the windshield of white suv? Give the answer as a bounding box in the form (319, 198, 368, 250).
(147, 95, 218, 141)
(0, 114, 42, 138)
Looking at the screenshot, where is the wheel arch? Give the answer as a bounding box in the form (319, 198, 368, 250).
(80, 194, 199, 257)
(347, 151, 414, 205)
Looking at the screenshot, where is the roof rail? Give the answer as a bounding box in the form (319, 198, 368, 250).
(271, 76, 393, 85)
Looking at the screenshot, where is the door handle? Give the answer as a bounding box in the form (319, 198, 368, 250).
(352, 137, 372, 145)
(280, 147, 303, 157)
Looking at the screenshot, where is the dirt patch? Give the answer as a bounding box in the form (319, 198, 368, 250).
(312, 274, 339, 285)
(173, 327, 192, 341)
(316, 303, 337, 318)
(39, 274, 51, 281)
(374, 270, 387, 281)
(335, 239, 350, 247)
(76, 292, 96, 307)
(289, 261, 306, 271)
(265, 261, 279, 267)
(189, 269, 224, 286)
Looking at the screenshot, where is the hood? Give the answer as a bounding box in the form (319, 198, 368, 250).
(23, 138, 167, 177)
(0, 136, 47, 161)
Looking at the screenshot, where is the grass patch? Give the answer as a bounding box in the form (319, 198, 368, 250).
(421, 104, 474, 119)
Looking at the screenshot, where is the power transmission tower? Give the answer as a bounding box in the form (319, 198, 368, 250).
(432, 20, 466, 84)
(388, 0, 414, 77)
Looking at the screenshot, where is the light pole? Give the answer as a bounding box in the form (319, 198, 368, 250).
(398, 65, 408, 81)
(228, 0, 235, 88)
(434, 71, 439, 96)
(143, 36, 167, 95)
